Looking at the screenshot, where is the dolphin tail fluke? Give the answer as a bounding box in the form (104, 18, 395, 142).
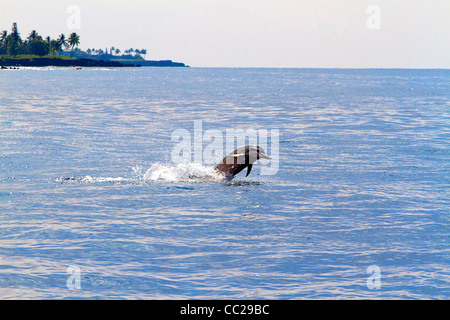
(246, 164, 253, 177)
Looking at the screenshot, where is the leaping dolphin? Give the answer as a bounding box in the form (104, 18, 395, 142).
(214, 145, 271, 179)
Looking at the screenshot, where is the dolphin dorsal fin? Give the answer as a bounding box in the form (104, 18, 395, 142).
(246, 164, 253, 177)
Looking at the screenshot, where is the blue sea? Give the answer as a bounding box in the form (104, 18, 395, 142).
(0, 67, 449, 299)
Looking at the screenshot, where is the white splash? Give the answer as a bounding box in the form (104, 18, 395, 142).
(143, 162, 225, 183)
(57, 163, 227, 184)
(80, 175, 129, 183)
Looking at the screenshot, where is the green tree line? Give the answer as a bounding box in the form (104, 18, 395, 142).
(85, 47, 147, 59)
(0, 23, 80, 57)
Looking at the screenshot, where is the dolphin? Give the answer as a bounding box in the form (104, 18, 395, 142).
(214, 145, 271, 179)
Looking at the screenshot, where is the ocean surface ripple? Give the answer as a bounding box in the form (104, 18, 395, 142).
(0, 68, 449, 299)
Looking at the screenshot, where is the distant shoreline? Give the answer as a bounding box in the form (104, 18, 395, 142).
(0, 57, 188, 68)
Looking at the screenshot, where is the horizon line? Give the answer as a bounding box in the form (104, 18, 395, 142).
(186, 66, 450, 70)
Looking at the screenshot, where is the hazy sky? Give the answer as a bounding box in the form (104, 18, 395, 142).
(2, 0, 450, 68)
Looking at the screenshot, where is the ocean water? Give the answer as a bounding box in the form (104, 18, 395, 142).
(0, 67, 448, 299)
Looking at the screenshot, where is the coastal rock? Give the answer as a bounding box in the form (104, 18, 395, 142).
(0, 58, 139, 68)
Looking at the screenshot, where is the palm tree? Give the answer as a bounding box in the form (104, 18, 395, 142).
(7, 23, 22, 56)
(68, 32, 80, 57)
(58, 34, 68, 47)
(0, 30, 7, 42)
(54, 40, 63, 56)
(0, 30, 7, 54)
(141, 49, 147, 59)
(27, 30, 42, 42)
(115, 48, 121, 55)
(49, 39, 59, 57)
(57, 34, 68, 56)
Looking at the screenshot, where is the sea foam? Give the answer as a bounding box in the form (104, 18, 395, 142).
(143, 162, 225, 183)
